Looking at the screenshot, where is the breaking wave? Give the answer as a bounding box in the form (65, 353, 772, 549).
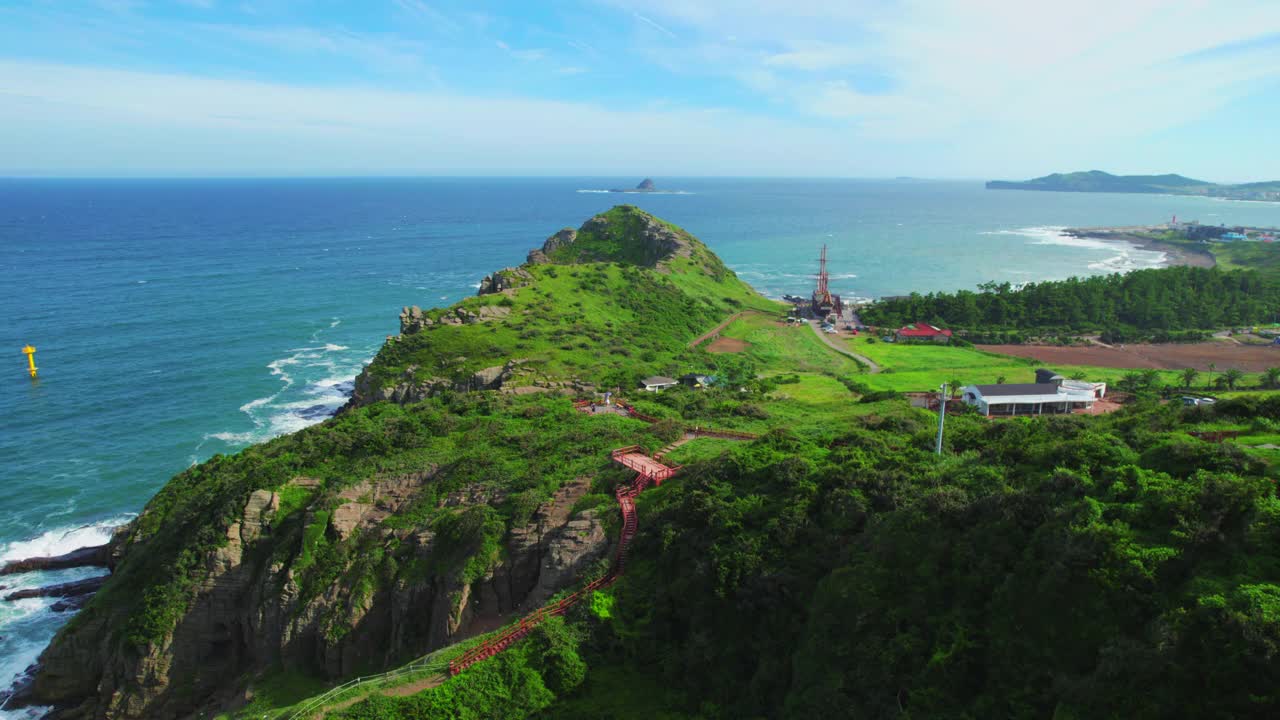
(982, 226, 1167, 273)
(199, 326, 372, 452)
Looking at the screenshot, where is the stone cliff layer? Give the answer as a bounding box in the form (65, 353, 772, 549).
(25, 472, 607, 719)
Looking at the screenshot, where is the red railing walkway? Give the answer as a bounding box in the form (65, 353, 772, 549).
(447, 448, 674, 676)
(448, 401, 760, 678)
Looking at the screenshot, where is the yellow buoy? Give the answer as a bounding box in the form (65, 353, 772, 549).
(22, 345, 37, 379)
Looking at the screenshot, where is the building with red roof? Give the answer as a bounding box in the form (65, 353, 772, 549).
(895, 322, 953, 344)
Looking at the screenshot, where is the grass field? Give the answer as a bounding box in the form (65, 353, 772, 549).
(843, 337, 1194, 392)
(719, 314, 862, 376)
(688, 314, 924, 431)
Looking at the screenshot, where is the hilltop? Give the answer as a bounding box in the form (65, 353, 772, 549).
(987, 170, 1280, 201)
(349, 205, 773, 407)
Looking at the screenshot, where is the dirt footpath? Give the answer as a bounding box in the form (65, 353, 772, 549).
(979, 342, 1280, 372)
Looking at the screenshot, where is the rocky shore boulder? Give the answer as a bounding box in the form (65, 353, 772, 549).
(0, 544, 110, 576)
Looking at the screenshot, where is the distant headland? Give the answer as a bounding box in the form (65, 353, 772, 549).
(987, 170, 1280, 202)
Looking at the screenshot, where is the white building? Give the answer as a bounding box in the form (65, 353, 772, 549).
(640, 375, 678, 392)
(961, 371, 1106, 416)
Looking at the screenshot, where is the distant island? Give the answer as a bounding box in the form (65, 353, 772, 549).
(987, 170, 1280, 202)
(608, 178, 658, 193)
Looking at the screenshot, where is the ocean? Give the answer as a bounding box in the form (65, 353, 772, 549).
(3, 177, 1279, 711)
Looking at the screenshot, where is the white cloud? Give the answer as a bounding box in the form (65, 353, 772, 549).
(763, 44, 866, 71)
(0, 61, 875, 176)
(203, 25, 431, 75)
(608, 0, 1280, 147)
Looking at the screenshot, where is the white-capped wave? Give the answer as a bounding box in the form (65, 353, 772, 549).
(202, 337, 370, 451)
(986, 226, 1167, 273)
(575, 189, 693, 195)
(0, 515, 135, 563)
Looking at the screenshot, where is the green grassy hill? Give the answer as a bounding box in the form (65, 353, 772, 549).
(352, 205, 781, 403)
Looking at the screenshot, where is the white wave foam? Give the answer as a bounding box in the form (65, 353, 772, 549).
(574, 189, 693, 195)
(207, 430, 257, 444)
(0, 516, 135, 563)
(239, 396, 273, 413)
(203, 338, 371, 450)
(988, 226, 1167, 273)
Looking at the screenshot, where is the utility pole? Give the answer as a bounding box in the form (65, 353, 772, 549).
(935, 383, 947, 455)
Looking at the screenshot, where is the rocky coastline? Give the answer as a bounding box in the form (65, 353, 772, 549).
(1062, 226, 1216, 269)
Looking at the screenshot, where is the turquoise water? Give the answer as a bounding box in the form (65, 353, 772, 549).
(3, 178, 1279, 708)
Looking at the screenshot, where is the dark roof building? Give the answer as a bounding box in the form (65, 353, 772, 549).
(961, 374, 1105, 416)
(973, 383, 1062, 396)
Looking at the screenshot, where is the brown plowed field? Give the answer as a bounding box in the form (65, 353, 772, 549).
(978, 342, 1280, 372)
(706, 336, 749, 353)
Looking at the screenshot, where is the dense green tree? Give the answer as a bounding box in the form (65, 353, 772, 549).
(559, 403, 1280, 719)
(861, 266, 1280, 336)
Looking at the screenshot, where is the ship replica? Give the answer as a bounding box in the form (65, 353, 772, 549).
(811, 244, 844, 318)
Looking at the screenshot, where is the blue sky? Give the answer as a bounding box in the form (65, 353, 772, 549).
(1, 0, 1278, 178)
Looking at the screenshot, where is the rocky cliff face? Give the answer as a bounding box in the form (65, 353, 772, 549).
(346, 358, 530, 408)
(27, 473, 608, 719)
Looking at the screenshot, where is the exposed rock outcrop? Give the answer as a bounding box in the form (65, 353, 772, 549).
(0, 544, 110, 576)
(526, 205, 693, 267)
(4, 576, 107, 601)
(399, 304, 512, 335)
(527, 228, 576, 264)
(477, 267, 532, 295)
(348, 358, 530, 408)
(24, 472, 610, 719)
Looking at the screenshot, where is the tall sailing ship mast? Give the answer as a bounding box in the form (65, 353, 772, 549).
(810, 244, 844, 318)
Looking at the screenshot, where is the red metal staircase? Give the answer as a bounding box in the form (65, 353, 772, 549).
(447, 447, 674, 676)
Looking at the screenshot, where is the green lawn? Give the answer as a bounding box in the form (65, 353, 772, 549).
(720, 314, 862, 376)
(843, 337, 1194, 392)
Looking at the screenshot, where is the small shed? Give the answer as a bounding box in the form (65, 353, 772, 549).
(641, 376, 678, 392)
(679, 373, 714, 388)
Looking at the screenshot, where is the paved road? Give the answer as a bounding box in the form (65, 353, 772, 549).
(807, 320, 880, 373)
